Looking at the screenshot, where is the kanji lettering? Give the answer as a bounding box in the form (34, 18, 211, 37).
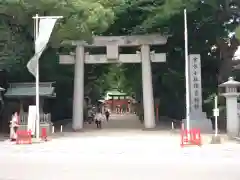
(194, 104, 199, 109)
(193, 77, 198, 81)
(194, 83, 198, 88)
(194, 98, 199, 103)
(194, 90, 198, 96)
(193, 57, 198, 62)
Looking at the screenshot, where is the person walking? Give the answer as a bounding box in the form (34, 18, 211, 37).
(10, 112, 19, 141)
(94, 110, 105, 129)
(87, 108, 94, 124)
(105, 109, 110, 121)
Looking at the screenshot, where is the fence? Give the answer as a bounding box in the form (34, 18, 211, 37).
(19, 113, 51, 125)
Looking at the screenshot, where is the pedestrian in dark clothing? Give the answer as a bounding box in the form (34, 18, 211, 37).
(105, 109, 110, 121)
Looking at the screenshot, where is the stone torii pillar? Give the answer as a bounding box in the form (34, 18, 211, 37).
(141, 45, 155, 128)
(59, 35, 168, 131)
(72, 46, 85, 130)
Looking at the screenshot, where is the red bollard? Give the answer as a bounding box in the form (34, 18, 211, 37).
(181, 127, 190, 147)
(41, 128, 48, 141)
(16, 130, 32, 144)
(190, 128, 201, 146)
(180, 122, 201, 147)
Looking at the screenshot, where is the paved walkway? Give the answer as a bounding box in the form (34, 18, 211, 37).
(0, 114, 239, 179)
(0, 114, 228, 145)
(63, 113, 144, 131)
(0, 130, 240, 180)
(62, 113, 178, 132)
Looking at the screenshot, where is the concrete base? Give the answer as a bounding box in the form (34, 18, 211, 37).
(142, 128, 158, 131)
(182, 119, 213, 133)
(72, 129, 84, 132)
(227, 132, 240, 139)
(210, 135, 222, 144)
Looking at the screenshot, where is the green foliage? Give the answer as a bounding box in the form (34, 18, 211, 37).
(0, 17, 33, 80)
(0, 0, 120, 41)
(131, 0, 199, 34)
(105, 0, 239, 118)
(94, 64, 132, 95)
(0, 0, 122, 81)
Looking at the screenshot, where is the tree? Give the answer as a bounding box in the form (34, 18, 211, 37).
(131, 0, 240, 83)
(1, 0, 239, 121)
(0, 0, 125, 120)
(0, 0, 120, 40)
(94, 64, 132, 95)
(104, 0, 239, 118)
(0, 0, 122, 80)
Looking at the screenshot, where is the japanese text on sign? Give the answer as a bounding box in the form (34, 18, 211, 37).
(189, 54, 202, 112)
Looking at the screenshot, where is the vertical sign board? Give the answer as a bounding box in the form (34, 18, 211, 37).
(189, 54, 203, 114)
(27, 105, 36, 135)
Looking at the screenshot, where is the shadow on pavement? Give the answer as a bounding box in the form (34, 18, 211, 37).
(0, 133, 9, 142)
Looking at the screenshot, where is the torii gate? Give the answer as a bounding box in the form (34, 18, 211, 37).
(59, 34, 168, 130)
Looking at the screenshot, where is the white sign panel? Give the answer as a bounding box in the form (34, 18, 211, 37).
(107, 45, 119, 59)
(189, 54, 203, 113)
(27, 105, 36, 135)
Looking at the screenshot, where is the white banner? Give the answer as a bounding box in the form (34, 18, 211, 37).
(27, 18, 57, 77)
(27, 105, 36, 135)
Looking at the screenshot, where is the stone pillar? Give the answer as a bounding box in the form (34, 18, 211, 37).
(141, 45, 155, 128)
(185, 54, 212, 132)
(72, 46, 85, 130)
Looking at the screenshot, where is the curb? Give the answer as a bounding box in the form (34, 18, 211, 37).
(229, 136, 240, 143)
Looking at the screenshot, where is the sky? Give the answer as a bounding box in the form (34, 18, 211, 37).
(229, 32, 240, 60)
(233, 46, 240, 60)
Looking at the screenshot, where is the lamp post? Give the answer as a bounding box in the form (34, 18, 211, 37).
(211, 95, 221, 144)
(219, 77, 240, 137)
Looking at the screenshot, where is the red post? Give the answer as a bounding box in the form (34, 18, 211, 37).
(41, 128, 47, 141)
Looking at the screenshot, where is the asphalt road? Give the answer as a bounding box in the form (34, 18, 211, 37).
(0, 132, 240, 180)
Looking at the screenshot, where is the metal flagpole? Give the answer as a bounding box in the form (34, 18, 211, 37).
(184, 9, 190, 132)
(32, 15, 63, 140)
(35, 14, 40, 139)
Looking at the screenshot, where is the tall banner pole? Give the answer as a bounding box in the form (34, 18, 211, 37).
(32, 15, 62, 139)
(29, 15, 62, 139)
(184, 9, 190, 131)
(35, 14, 40, 139)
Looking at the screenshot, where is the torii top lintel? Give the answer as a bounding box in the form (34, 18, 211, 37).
(62, 34, 168, 47)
